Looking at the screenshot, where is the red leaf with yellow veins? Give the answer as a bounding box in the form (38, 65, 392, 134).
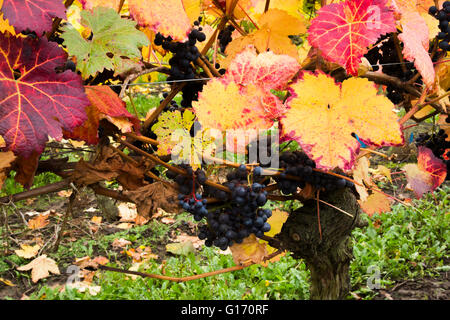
(64, 86, 140, 145)
(404, 146, 447, 198)
(129, 0, 191, 41)
(2, 0, 66, 35)
(281, 72, 404, 171)
(308, 0, 396, 76)
(0, 35, 88, 157)
(226, 47, 299, 91)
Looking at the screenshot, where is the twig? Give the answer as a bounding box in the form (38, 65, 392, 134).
(120, 66, 169, 98)
(399, 87, 429, 126)
(96, 250, 282, 282)
(117, 0, 125, 13)
(142, 84, 185, 130)
(264, 0, 271, 12)
(52, 189, 77, 252)
(316, 190, 322, 241)
(392, 34, 408, 74)
(0, 180, 71, 204)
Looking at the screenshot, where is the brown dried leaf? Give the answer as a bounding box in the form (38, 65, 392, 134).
(230, 234, 268, 265)
(123, 182, 181, 219)
(27, 214, 50, 230)
(17, 255, 60, 283)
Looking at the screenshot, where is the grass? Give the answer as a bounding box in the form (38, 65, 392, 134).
(9, 184, 446, 300)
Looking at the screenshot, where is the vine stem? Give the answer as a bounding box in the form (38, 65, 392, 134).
(264, 0, 271, 12)
(142, 85, 185, 131)
(399, 87, 429, 126)
(116, 138, 231, 193)
(95, 250, 283, 282)
(52, 190, 77, 252)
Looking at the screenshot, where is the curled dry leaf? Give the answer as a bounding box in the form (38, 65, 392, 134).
(17, 255, 60, 283)
(123, 182, 182, 219)
(70, 146, 153, 190)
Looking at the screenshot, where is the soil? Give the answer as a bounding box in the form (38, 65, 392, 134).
(373, 271, 450, 300)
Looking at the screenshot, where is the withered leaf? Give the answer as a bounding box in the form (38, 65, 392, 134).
(123, 182, 181, 219)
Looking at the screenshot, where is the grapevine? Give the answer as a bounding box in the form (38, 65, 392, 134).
(0, 0, 448, 301)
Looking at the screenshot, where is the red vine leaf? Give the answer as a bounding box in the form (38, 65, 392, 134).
(0, 35, 89, 158)
(404, 146, 447, 198)
(64, 86, 139, 145)
(226, 47, 300, 91)
(1, 0, 66, 35)
(308, 0, 396, 76)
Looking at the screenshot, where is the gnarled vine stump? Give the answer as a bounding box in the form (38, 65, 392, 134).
(276, 188, 365, 300)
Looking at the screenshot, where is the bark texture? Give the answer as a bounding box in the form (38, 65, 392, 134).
(276, 188, 365, 299)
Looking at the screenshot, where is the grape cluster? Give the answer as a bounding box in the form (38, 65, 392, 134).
(154, 27, 205, 81)
(364, 35, 420, 104)
(218, 25, 235, 53)
(169, 163, 272, 251)
(154, 19, 207, 108)
(168, 166, 209, 221)
(415, 127, 450, 180)
(199, 165, 272, 250)
(275, 151, 353, 194)
(429, 2, 450, 52)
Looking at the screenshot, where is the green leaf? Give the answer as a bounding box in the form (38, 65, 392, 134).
(61, 7, 149, 79)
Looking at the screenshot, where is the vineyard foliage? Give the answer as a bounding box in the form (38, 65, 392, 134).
(0, 0, 449, 269)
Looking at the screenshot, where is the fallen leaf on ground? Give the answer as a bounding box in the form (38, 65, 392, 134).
(124, 247, 158, 262)
(27, 214, 50, 230)
(112, 238, 132, 248)
(14, 244, 41, 259)
(0, 277, 15, 286)
(116, 222, 134, 230)
(118, 202, 138, 222)
(160, 217, 176, 224)
(67, 281, 101, 296)
(166, 241, 195, 256)
(17, 255, 60, 283)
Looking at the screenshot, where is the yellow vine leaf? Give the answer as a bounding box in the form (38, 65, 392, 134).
(250, 0, 305, 21)
(221, 9, 307, 68)
(281, 72, 404, 171)
(181, 0, 203, 24)
(358, 192, 391, 217)
(129, 0, 191, 41)
(193, 79, 273, 132)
